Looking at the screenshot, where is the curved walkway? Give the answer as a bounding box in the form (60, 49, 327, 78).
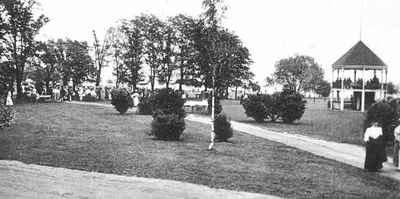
(68, 102, 400, 181)
(69, 101, 400, 181)
(0, 160, 279, 199)
(186, 114, 400, 182)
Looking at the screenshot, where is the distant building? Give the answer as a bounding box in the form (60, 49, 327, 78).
(329, 41, 387, 112)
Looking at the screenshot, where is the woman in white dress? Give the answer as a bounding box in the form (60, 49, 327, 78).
(132, 92, 139, 107)
(6, 91, 13, 106)
(364, 122, 386, 172)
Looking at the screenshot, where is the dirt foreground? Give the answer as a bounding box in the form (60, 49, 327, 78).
(0, 160, 280, 199)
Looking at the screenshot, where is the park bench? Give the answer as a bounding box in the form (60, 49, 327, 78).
(184, 100, 208, 113)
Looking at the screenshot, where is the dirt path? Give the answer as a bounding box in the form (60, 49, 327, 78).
(0, 160, 280, 199)
(186, 114, 400, 182)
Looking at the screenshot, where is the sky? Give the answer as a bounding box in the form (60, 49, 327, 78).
(35, 0, 400, 86)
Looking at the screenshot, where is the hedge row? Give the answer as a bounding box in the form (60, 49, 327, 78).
(242, 89, 306, 123)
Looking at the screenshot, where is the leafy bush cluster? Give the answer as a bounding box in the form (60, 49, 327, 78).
(110, 88, 133, 114)
(365, 101, 398, 142)
(242, 89, 306, 123)
(150, 89, 186, 140)
(0, 104, 14, 128)
(150, 89, 186, 118)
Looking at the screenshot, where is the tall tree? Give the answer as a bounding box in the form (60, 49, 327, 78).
(92, 30, 111, 86)
(248, 81, 261, 93)
(315, 80, 331, 97)
(33, 40, 61, 93)
(52, 39, 70, 86)
(107, 26, 124, 87)
(170, 15, 199, 91)
(157, 19, 179, 89)
(65, 40, 95, 90)
(0, 0, 48, 99)
(303, 63, 324, 94)
(202, 0, 227, 150)
(272, 55, 323, 92)
(199, 1, 253, 98)
(387, 82, 398, 95)
(139, 14, 164, 92)
(118, 18, 145, 90)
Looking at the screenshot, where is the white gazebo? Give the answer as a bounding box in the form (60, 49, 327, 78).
(330, 41, 387, 112)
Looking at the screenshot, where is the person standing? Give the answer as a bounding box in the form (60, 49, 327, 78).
(132, 91, 140, 107)
(394, 123, 400, 170)
(6, 90, 13, 106)
(364, 122, 387, 172)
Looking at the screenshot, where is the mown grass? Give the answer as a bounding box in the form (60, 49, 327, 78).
(222, 98, 365, 145)
(0, 103, 399, 199)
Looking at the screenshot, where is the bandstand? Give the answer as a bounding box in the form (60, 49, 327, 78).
(330, 41, 387, 112)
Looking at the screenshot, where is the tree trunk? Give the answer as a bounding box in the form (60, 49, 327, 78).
(166, 71, 171, 89)
(150, 67, 155, 92)
(45, 81, 50, 94)
(16, 74, 23, 99)
(179, 60, 184, 92)
(235, 86, 238, 100)
(96, 65, 102, 86)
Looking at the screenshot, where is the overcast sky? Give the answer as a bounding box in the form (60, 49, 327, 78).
(35, 0, 400, 85)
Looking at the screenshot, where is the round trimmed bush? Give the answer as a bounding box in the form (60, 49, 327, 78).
(242, 95, 267, 122)
(150, 88, 186, 140)
(214, 113, 233, 142)
(151, 111, 185, 140)
(111, 88, 133, 114)
(151, 88, 186, 118)
(262, 93, 280, 122)
(276, 89, 306, 123)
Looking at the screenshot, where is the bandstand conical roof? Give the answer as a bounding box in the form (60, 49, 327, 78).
(332, 41, 386, 70)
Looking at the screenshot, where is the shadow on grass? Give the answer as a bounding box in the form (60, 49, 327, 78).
(105, 112, 139, 116)
(238, 119, 312, 126)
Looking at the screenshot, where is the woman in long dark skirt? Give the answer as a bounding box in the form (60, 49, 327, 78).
(364, 122, 387, 172)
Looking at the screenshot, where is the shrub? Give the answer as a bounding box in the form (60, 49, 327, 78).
(150, 88, 186, 118)
(214, 113, 233, 142)
(150, 88, 186, 140)
(0, 104, 14, 128)
(242, 95, 267, 122)
(207, 95, 222, 115)
(110, 88, 133, 114)
(365, 102, 398, 141)
(242, 90, 306, 123)
(276, 89, 306, 123)
(137, 95, 153, 115)
(151, 111, 185, 140)
(263, 93, 280, 122)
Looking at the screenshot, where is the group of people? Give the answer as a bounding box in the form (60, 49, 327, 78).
(364, 121, 400, 172)
(50, 86, 74, 102)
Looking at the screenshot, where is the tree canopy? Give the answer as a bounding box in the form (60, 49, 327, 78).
(271, 55, 325, 93)
(0, 0, 48, 98)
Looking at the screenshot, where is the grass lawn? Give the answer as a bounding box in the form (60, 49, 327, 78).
(1, 103, 400, 199)
(221, 98, 365, 145)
